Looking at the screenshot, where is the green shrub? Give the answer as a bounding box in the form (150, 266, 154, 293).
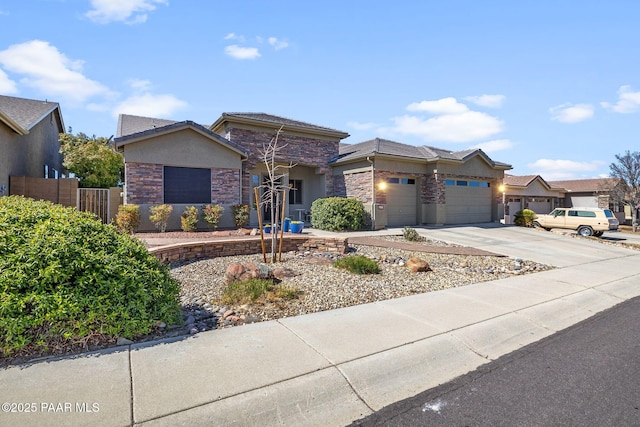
(149, 204, 173, 232)
(180, 206, 199, 232)
(310, 197, 366, 231)
(0, 196, 181, 358)
(403, 226, 424, 242)
(202, 204, 224, 229)
(231, 204, 250, 228)
(514, 209, 537, 227)
(334, 255, 380, 274)
(115, 204, 140, 234)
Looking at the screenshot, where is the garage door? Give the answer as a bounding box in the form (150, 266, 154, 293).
(386, 177, 417, 227)
(527, 199, 552, 215)
(444, 179, 492, 224)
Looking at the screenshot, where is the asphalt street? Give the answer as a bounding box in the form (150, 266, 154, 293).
(351, 295, 640, 427)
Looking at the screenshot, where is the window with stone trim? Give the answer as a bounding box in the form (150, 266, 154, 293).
(164, 166, 211, 204)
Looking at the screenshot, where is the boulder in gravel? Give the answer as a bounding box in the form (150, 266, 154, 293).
(225, 262, 274, 282)
(406, 257, 432, 272)
(273, 267, 299, 279)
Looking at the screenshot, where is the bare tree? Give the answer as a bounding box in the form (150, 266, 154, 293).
(259, 127, 295, 262)
(610, 150, 640, 231)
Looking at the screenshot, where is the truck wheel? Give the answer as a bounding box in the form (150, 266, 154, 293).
(577, 226, 594, 237)
(593, 231, 604, 237)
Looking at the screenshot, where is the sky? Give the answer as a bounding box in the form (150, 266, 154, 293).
(1, 0, 639, 180)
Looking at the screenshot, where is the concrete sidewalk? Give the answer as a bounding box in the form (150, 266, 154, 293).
(2, 225, 640, 426)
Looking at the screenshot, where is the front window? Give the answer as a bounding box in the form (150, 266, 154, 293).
(164, 166, 211, 204)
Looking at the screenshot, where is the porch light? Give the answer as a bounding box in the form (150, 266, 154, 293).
(378, 181, 387, 191)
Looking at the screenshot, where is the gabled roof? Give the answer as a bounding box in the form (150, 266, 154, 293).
(0, 94, 64, 135)
(504, 174, 557, 190)
(114, 114, 248, 158)
(333, 137, 511, 170)
(211, 112, 350, 139)
(548, 178, 620, 193)
(116, 114, 178, 138)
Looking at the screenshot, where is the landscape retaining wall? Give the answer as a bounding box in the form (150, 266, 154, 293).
(149, 236, 349, 264)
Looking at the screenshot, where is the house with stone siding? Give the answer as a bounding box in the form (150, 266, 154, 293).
(332, 138, 511, 227)
(115, 112, 512, 231)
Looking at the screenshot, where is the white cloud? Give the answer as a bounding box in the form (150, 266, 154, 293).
(0, 68, 17, 94)
(472, 139, 514, 153)
(224, 33, 244, 42)
(391, 110, 504, 143)
(549, 103, 594, 123)
(347, 121, 379, 131)
(268, 37, 289, 50)
(224, 45, 261, 60)
(113, 93, 187, 118)
(127, 78, 152, 91)
(464, 94, 505, 108)
(601, 85, 640, 113)
(0, 40, 111, 103)
(407, 97, 469, 114)
(528, 158, 603, 180)
(85, 0, 167, 24)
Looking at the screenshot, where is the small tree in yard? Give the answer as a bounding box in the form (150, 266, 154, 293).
(59, 131, 123, 188)
(259, 126, 294, 263)
(610, 150, 640, 231)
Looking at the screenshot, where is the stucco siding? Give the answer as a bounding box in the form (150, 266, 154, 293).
(122, 128, 242, 169)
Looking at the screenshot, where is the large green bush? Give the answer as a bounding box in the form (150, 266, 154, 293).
(310, 197, 366, 231)
(0, 196, 181, 357)
(514, 209, 537, 227)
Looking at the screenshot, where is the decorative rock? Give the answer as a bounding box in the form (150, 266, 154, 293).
(225, 263, 246, 282)
(223, 309, 235, 319)
(116, 337, 134, 346)
(250, 228, 258, 236)
(184, 315, 195, 324)
(273, 267, 299, 279)
(406, 257, 432, 272)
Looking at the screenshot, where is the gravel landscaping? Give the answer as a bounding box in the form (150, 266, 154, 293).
(167, 236, 553, 337)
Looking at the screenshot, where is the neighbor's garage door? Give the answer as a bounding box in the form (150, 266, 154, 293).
(444, 179, 492, 224)
(527, 198, 552, 214)
(386, 177, 417, 227)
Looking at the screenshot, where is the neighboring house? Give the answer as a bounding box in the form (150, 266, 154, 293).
(501, 174, 565, 224)
(115, 113, 512, 231)
(332, 138, 512, 227)
(501, 175, 627, 224)
(0, 95, 65, 196)
(548, 178, 626, 223)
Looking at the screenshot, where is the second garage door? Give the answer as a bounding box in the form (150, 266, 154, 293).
(444, 179, 492, 224)
(386, 177, 418, 227)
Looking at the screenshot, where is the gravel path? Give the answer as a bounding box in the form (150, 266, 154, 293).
(168, 236, 552, 335)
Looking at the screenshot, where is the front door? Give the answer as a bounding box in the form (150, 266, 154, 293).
(261, 175, 283, 221)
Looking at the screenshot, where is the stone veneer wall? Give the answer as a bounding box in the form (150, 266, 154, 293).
(343, 170, 373, 203)
(422, 174, 445, 204)
(227, 128, 340, 203)
(149, 236, 349, 264)
(211, 168, 241, 204)
(126, 162, 163, 204)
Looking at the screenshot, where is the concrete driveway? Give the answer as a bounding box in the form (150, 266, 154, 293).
(417, 224, 637, 268)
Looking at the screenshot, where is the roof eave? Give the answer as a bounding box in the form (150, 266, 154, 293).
(0, 110, 28, 135)
(212, 113, 350, 140)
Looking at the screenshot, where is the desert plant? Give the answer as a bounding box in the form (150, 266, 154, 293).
(334, 255, 380, 274)
(115, 204, 140, 234)
(514, 209, 537, 227)
(0, 196, 181, 358)
(180, 206, 199, 232)
(310, 197, 366, 231)
(403, 226, 424, 242)
(231, 203, 250, 228)
(202, 204, 224, 229)
(149, 204, 173, 232)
